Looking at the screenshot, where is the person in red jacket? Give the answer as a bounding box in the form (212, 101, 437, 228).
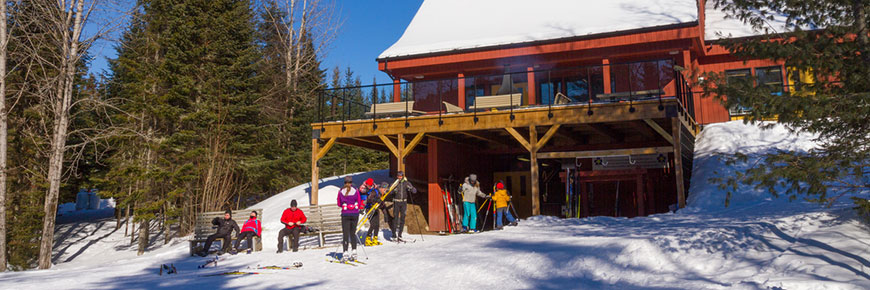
(231, 211, 261, 254)
(278, 199, 307, 253)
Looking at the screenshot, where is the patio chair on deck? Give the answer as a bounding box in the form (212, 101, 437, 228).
(364, 101, 425, 117)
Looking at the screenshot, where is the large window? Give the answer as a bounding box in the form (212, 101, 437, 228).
(725, 68, 753, 116)
(755, 66, 784, 94)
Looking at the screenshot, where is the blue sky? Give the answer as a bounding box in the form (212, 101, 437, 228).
(87, 0, 423, 86)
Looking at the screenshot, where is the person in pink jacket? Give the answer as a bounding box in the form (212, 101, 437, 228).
(337, 176, 362, 261)
(232, 211, 261, 254)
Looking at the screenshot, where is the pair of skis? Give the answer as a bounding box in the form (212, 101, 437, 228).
(326, 258, 367, 267)
(200, 263, 303, 277)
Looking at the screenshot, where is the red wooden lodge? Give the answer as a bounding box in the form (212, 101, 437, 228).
(309, 0, 800, 232)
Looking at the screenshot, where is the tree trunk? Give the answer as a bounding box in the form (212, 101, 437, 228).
(0, 0, 9, 272)
(124, 205, 130, 236)
(137, 219, 148, 256)
(37, 0, 87, 270)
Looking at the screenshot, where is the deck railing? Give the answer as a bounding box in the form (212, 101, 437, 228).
(315, 59, 698, 131)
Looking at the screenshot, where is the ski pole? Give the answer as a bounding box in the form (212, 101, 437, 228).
(353, 231, 369, 260)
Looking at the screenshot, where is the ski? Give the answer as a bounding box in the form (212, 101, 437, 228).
(197, 256, 222, 269)
(326, 259, 358, 266)
(349, 259, 367, 265)
(200, 271, 266, 277)
(252, 262, 303, 270)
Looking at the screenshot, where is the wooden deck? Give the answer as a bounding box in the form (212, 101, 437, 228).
(309, 98, 698, 229)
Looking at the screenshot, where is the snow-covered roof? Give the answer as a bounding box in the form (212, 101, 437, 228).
(379, 0, 700, 60)
(704, 1, 794, 40)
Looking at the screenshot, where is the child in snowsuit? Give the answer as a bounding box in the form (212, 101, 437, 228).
(337, 176, 362, 260)
(364, 181, 388, 246)
(232, 211, 261, 254)
(461, 174, 487, 232)
(491, 182, 517, 230)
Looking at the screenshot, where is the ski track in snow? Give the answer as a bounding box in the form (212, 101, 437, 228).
(1, 121, 869, 289)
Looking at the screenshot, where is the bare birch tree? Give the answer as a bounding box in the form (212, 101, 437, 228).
(263, 0, 339, 107)
(0, 0, 11, 272)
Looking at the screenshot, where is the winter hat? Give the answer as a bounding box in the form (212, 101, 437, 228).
(469, 174, 478, 183)
(344, 176, 354, 184)
(364, 178, 374, 187)
(380, 182, 389, 189)
(397, 171, 405, 177)
(496, 182, 504, 190)
(291, 199, 298, 207)
(225, 209, 232, 216)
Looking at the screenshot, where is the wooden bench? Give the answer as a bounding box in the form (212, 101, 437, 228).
(442, 101, 463, 113)
(470, 93, 523, 110)
(364, 101, 425, 117)
(189, 209, 263, 256)
(596, 89, 664, 102)
(554, 92, 571, 105)
(289, 205, 343, 248)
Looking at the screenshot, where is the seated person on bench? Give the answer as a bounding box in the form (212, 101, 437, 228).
(231, 211, 261, 254)
(278, 199, 307, 253)
(196, 210, 240, 257)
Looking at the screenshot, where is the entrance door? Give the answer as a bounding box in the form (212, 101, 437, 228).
(493, 171, 532, 218)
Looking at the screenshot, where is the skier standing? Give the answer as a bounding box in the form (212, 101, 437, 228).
(278, 199, 307, 253)
(364, 181, 388, 246)
(232, 211, 261, 254)
(337, 176, 362, 260)
(491, 182, 517, 230)
(460, 174, 487, 233)
(388, 171, 417, 242)
(196, 209, 240, 256)
(358, 178, 375, 203)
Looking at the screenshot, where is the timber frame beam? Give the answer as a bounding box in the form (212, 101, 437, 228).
(644, 119, 674, 145)
(379, 132, 426, 173)
(311, 137, 338, 205)
(536, 146, 672, 159)
(504, 124, 561, 216)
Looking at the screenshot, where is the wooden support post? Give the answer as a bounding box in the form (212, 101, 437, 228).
(527, 67, 536, 105)
(310, 137, 338, 205)
(311, 138, 320, 205)
(636, 175, 645, 216)
(602, 59, 612, 94)
(398, 133, 406, 173)
(457, 73, 466, 109)
(580, 180, 589, 217)
(393, 79, 401, 102)
(645, 174, 655, 214)
(427, 137, 445, 232)
(529, 126, 540, 215)
(672, 118, 686, 208)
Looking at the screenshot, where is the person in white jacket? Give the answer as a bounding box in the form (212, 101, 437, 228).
(460, 174, 487, 233)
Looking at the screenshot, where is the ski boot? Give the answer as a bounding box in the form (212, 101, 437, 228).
(373, 236, 382, 245)
(351, 250, 358, 261)
(365, 236, 373, 246)
(340, 251, 349, 262)
(509, 221, 518, 226)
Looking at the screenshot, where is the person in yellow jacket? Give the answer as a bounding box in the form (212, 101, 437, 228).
(491, 182, 517, 229)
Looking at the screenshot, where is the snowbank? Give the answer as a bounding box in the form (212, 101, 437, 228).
(686, 121, 820, 214)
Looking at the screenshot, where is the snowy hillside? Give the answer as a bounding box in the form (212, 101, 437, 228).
(1, 121, 868, 289)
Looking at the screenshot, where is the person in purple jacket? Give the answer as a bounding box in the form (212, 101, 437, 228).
(337, 176, 362, 261)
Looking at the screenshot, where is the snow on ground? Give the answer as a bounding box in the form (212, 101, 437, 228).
(1, 121, 869, 289)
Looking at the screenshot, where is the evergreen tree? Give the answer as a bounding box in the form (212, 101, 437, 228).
(703, 1, 870, 211)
